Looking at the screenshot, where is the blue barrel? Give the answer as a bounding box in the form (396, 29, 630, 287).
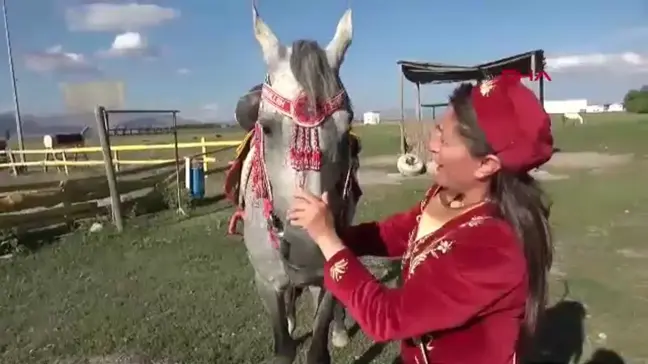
(190, 160, 205, 199)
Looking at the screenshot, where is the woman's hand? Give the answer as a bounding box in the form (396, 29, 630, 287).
(287, 188, 336, 242)
(287, 189, 346, 259)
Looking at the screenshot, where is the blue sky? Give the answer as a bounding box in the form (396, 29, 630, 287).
(0, 0, 646, 120)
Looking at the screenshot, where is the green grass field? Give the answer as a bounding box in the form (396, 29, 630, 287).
(1, 113, 648, 364)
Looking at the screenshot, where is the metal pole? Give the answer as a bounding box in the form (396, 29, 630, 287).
(399, 66, 406, 154)
(94, 106, 124, 232)
(415, 82, 423, 158)
(415, 83, 422, 122)
(2, 0, 24, 163)
(172, 111, 186, 216)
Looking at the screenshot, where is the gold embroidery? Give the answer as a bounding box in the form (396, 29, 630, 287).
(329, 258, 348, 282)
(402, 216, 493, 279)
(416, 337, 434, 364)
(402, 214, 489, 269)
(436, 240, 453, 254)
(479, 79, 495, 96)
(460, 215, 490, 228)
(400, 187, 494, 280)
(425, 340, 434, 351)
(407, 239, 454, 278)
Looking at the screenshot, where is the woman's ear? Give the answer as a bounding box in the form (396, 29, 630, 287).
(475, 154, 501, 179)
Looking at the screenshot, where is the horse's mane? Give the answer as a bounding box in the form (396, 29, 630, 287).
(290, 40, 346, 111)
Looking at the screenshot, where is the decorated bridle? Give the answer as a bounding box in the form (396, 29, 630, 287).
(248, 76, 355, 250)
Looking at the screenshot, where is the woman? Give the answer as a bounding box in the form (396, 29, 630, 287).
(287, 75, 554, 364)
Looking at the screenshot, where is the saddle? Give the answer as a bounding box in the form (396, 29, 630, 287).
(224, 130, 254, 207)
(223, 84, 263, 208)
(224, 84, 363, 235)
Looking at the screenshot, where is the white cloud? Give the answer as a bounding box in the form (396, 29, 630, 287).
(24, 45, 98, 74)
(66, 3, 179, 32)
(177, 68, 191, 75)
(97, 31, 157, 58)
(547, 52, 648, 73)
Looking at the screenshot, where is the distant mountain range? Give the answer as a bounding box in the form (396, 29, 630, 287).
(0, 112, 235, 139)
(0, 107, 430, 139)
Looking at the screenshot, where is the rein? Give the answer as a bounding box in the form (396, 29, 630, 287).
(248, 79, 354, 252)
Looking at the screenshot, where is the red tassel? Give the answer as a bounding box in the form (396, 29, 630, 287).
(269, 233, 279, 249)
(263, 198, 273, 220)
(227, 209, 244, 236)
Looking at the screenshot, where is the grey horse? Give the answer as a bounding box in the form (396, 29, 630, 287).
(233, 5, 358, 364)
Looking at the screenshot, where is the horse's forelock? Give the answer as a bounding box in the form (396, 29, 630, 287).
(289, 39, 343, 110)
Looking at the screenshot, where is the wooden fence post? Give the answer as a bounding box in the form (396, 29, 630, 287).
(201, 137, 208, 174)
(113, 150, 120, 172)
(7, 149, 17, 176)
(60, 180, 72, 227)
(94, 106, 124, 232)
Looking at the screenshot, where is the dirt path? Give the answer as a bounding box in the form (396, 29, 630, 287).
(358, 152, 635, 186)
(545, 152, 633, 169)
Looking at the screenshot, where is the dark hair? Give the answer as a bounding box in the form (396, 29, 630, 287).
(449, 83, 554, 339)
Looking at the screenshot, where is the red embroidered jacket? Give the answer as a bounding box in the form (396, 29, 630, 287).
(323, 188, 528, 364)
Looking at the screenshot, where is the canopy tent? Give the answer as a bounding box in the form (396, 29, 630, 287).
(395, 50, 547, 155)
(398, 49, 546, 85)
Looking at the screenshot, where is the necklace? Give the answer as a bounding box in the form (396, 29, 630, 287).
(438, 190, 486, 209)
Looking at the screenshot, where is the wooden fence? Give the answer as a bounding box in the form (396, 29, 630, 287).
(0, 137, 241, 175)
(0, 145, 237, 234)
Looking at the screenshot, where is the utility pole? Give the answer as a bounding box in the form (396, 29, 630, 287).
(2, 0, 25, 163)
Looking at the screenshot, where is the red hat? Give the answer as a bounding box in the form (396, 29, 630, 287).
(470, 75, 554, 173)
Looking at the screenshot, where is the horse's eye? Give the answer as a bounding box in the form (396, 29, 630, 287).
(262, 126, 272, 135)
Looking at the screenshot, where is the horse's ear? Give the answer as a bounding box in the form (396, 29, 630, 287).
(253, 5, 282, 67)
(326, 9, 352, 70)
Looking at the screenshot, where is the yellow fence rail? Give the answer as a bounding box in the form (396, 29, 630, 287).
(0, 137, 243, 175)
(2, 139, 241, 154)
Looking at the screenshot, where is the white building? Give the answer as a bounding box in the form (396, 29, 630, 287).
(586, 104, 604, 113)
(543, 99, 588, 114)
(543, 99, 626, 114)
(607, 103, 625, 112)
(363, 111, 380, 125)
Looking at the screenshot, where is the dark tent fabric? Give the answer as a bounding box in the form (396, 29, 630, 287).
(398, 50, 546, 85)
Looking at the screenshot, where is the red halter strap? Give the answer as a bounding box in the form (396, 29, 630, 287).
(261, 84, 346, 127)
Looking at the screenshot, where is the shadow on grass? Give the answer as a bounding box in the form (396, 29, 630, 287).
(348, 270, 626, 364)
(367, 298, 626, 364)
(525, 299, 587, 364)
(583, 349, 626, 364)
(523, 299, 626, 364)
(1, 223, 72, 255)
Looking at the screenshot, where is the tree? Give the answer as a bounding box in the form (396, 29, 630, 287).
(624, 86, 648, 113)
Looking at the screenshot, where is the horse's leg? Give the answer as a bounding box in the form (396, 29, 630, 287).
(311, 286, 348, 347)
(331, 298, 349, 348)
(285, 285, 302, 336)
(305, 286, 335, 364)
(254, 272, 298, 364)
(243, 200, 298, 363)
